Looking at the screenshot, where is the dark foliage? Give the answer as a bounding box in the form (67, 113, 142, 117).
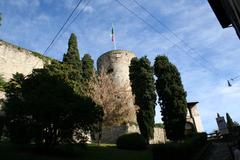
(63, 33, 82, 75)
(82, 54, 94, 81)
(116, 132, 147, 150)
(154, 123, 164, 128)
(3, 63, 103, 147)
(45, 61, 82, 94)
(129, 56, 156, 142)
(226, 113, 235, 131)
(0, 116, 4, 139)
(154, 55, 187, 141)
(3, 73, 30, 144)
(151, 133, 207, 160)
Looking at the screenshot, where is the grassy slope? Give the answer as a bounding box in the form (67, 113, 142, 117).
(0, 143, 152, 160)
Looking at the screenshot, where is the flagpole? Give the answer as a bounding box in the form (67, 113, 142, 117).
(112, 24, 117, 50)
(114, 39, 116, 50)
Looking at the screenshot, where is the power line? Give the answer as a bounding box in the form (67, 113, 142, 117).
(30, 0, 86, 72)
(227, 74, 240, 87)
(43, 0, 83, 55)
(230, 75, 240, 81)
(115, 0, 222, 78)
(228, 76, 240, 87)
(132, 0, 219, 73)
(54, 0, 92, 45)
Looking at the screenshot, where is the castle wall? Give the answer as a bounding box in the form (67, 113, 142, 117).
(190, 105, 204, 132)
(99, 124, 166, 144)
(186, 103, 204, 133)
(0, 40, 44, 81)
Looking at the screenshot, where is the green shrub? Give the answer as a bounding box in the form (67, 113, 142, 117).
(151, 132, 207, 160)
(154, 123, 164, 128)
(116, 133, 147, 150)
(6, 117, 33, 144)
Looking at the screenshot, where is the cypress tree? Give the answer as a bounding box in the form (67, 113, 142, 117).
(129, 56, 156, 142)
(82, 53, 94, 81)
(63, 33, 82, 72)
(226, 113, 235, 130)
(154, 55, 187, 141)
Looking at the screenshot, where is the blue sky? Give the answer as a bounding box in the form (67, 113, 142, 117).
(1, 0, 240, 133)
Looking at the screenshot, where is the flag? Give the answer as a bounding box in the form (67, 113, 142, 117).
(111, 24, 116, 49)
(111, 25, 115, 42)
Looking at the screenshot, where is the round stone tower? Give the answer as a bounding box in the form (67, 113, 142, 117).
(97, 50, 137, 123)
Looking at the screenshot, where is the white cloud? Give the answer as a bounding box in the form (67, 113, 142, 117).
(64, 0, 94, 14)
(83, 5, 94, 14)
(37, 14, 50, 22)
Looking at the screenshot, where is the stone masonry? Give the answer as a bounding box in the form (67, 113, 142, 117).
(0, 40, 45, 81)
(100, 124, 166, 144)
(97, 50, 137, 124)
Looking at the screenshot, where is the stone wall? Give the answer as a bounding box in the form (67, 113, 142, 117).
(97, 50, 137, 124)
(186, 102, 204, 133)
(99, 124, 166, 144)
(150, 127, 166, 144)
(0, 91, 5, 100)
(0, 40, 45, 81)
(100, 125, 129, 144)
(190, 104, 204, 132)
(97, 50, 136, 86)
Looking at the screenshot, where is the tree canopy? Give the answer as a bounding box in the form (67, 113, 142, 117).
(129, 56, 156, 142)
(226, 113, 235, 130)
(154, 55, 187, 141)
(86, 73, 136, 126)
(3, 63, 103, 146)
(63, 33, 82, 74)
(82, 53, 94, 81)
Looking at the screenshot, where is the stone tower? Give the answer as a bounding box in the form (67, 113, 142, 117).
(97, 50, 137, 123)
